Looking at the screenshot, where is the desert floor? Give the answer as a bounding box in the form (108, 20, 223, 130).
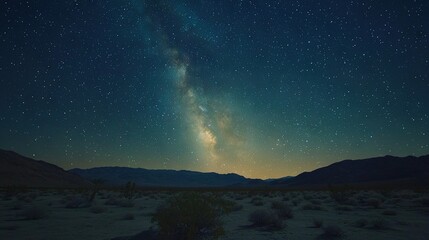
(1, 189, 428, 239)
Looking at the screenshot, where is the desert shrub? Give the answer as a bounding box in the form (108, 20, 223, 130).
(250, 197, 264, 206)
(90, 206, 107, 214)
(271, 200, 285, 209)
(119, 199, 135, 208)
(105, 196, 120, 206)
(248, 209, 284, 230)
(17, 193, 35, 203)
(81, 179, 104, 203)
(21, 206, 46, 220)
(10, 201, 23, 210)
(292, 200, 299, 206)
(329, 189, 352, 204)
(382, 210, 397, 216)
(235, 195, 245, 200)
(335, 205, 352, 211)
(321, 225, 344, 238)
(414, 197, 429, 207)
(302, 203, 322, 210)
(277, 206, 294, 219)
(152, 192, 232, 240)
(366, 198, 382, 208)
(230, 202, 243, 212)
(122, 181, 137, 200)
(355, 218, 368, 228)
(371, 218, 389, 230)
(122, 213, 135, 220)
(64, 196, 89, 208)
(303, 193, 314, 200)
(312, 219, 323, 228)
(271, 202, 293, 219)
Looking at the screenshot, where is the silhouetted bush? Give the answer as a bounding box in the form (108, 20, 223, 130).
(122, 213, 135, 220)
(10, 201, 23, 210)
(313, 219, 323, 228)
(152, 192, 232, 240)
(335, 205, 352, 211)
(271, 201, 293, 219)
(64, 196, 89, 208)
(382, 210, 397, 216)
(21, 206, 46, 220)
(90, 206, 107, 214)
(250, 197, 264, 206)
(321, 225, 343, 238)
(122, 181, 137, 200)
(248, 209, 284, 230)
(371, 218, 389, 230)
(105, 196, 120, 206)
(366, 198, 382, 208)
(329, 189, 352, 204)
(302, 203, 322, 210)
(355, 219, 368, 228)
(414, 197, 429, 207)
(119, 199, 135, 208)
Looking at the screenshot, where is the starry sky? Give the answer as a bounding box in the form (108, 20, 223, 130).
(1, 0, 428, 179)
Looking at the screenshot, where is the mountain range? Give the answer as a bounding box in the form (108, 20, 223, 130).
(1, 148, 428, 188)
(68, 167, 260, 187)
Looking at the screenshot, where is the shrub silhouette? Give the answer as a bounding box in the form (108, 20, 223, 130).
(312, 218, 323, 228)
(152, 192, 232, 240)
(321, 225, 343, 238)
(248, 209, 285, 230)
(122, 181, 137, 200)
(271, 201, 293, 219)
(21, 206, 46, 220)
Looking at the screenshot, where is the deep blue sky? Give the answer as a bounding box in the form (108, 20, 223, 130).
(1, 0, 428, 178)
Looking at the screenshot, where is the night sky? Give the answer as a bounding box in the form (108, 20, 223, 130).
(1, 0, 428, 179)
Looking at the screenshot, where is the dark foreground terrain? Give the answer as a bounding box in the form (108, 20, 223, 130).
(1, 187, 428, 240)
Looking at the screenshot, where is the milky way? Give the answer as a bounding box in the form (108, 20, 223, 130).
(144, 0, 250, 174)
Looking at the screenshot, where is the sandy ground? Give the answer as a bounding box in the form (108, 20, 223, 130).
(0, 189, 428, 240)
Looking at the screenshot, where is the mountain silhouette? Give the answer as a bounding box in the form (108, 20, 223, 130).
(271, 155, 429, 188)
(69, 167, 254, 187)
(0, 149, 90, 188)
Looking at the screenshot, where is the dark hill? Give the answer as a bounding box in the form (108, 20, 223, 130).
(272, 155, 429, 188)
(0, 149, 90, 188)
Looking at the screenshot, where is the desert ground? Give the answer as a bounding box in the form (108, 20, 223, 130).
(1, 188, 428, 240)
